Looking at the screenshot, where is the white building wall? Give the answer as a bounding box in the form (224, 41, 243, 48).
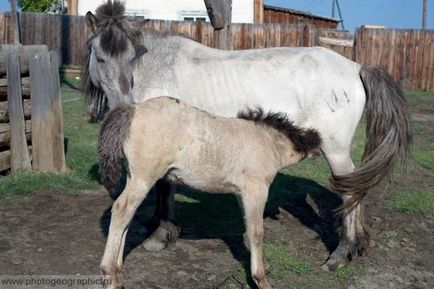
(78, 0, 254, 23)
(232, 0, 254, 23)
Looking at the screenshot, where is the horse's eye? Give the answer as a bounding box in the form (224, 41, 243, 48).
(96, 57, 105, 63)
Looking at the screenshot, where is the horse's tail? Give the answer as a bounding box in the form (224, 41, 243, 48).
(331, 66, 412, 213)
(97, 105, 135, 194)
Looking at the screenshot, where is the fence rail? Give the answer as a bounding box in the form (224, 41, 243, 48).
(1, 12, 433, 90)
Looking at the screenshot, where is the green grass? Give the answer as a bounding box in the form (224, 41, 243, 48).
(335, 265, 360, 283)
(388, 190, 434, 217)
(263, 243, 311, 275)
(0, 87, 101, 202)
(390, 91, 434, 216)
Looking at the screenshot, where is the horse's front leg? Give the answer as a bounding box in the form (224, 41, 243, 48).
(101, 178, 152, 289)
(240, 185, 272, 289)
(143, 179, 180, 252)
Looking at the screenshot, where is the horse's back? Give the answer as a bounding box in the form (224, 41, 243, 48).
(173, 41, 365, 141)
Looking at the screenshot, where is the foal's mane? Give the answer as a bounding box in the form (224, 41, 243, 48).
(237, 107, 321, 155)
(82, 0, 144, 119)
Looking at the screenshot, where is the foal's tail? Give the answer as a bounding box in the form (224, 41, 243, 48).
(97, 105, 135, 195)
(331, 66, 412, 213)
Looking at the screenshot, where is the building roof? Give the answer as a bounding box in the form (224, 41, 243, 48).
(264, 5, 341, 23)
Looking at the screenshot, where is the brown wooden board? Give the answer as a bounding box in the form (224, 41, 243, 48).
(6, 50, 31, 170)
(29, 51, 66, 172)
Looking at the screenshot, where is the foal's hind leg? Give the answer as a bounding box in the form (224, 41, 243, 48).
(240, 186, 271, 289)
(143, 179, 180, 252)
(321, 151, 369, 271)
(100, 178, 155, 289)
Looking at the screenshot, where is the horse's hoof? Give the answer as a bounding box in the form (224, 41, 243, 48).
(143, 237, 168, 252)
(142, 222, 180, 252)
(321, 255, 348, 271)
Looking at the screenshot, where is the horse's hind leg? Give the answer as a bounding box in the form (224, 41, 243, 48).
(143, 178, 180, 252)
(321, 151, 369, 271)
(240, 185, 271, 289)
(100, 178, 155, 289)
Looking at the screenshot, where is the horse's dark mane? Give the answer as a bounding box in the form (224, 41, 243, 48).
(93, 0, 143, 57)
(237, 107, 321, 155)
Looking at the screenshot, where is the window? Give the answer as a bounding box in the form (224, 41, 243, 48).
(180, 11, 209, 22)
(125, 9, 149, 19)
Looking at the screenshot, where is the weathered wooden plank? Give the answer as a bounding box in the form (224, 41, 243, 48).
(6, 51, 31, 171)
(0, 13, 6, 45)
(48, 50, 66, 172)
(0, 44, 48, 76)
(29, 51, 66, 172)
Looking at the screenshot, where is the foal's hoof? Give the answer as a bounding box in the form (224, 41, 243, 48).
(143, 221, 180, 252)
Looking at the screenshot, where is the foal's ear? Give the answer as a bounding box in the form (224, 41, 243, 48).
(85, 12, 98, 34)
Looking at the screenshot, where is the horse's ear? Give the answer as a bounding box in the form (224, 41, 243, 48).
(132, 18, 150, 32)
(136, 45, 148, 57)
(85, 12, 98, 34)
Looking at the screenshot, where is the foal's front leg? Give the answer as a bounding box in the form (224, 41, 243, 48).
(241, 187, 272, 289)
(100, 178, 153, 289)
(143, 179, 180, 252)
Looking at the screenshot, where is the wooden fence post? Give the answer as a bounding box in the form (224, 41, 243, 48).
(6, 50, 31, 171)
(204, 0, 232, 49)
(29, 51, 66, 172)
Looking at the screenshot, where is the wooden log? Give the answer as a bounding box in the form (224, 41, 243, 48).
(0, 76, 30, 86)
(6, 51, 31, 171)
(29, 51, 66, 172)
(0, 84, 30, 100)
(0, 44, 48, 76)
(0, 120, 31, 145)
(0, 99, 31, 122)
(0, 149, 11, 172)
(0, 146, 32, 172)
(0, 120, 30, 133)
(0, 130, 31, 145)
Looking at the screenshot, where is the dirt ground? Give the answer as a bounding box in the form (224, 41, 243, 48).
(0, 183, 433, 289)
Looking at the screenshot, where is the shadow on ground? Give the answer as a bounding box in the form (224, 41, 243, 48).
(98, 172, 342, 287)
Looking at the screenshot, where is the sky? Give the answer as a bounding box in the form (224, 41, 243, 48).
(266, 0, 434, 33)
(0, 0, 432, 33)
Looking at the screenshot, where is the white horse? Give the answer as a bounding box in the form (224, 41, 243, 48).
(84, 0, 412, 272)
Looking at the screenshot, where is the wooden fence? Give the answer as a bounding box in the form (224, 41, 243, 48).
(355, 28, 434, 91)
(1, 12, 433, 90)
(0, 13, 319, 65)
(0, 44, 66, 173)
